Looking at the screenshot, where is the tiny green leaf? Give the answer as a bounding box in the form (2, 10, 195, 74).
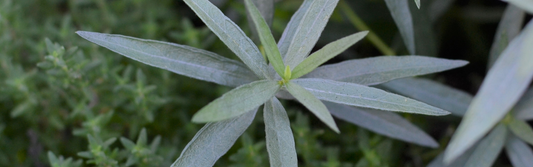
(505, 134, 533, 167)
(283, 65, 291, 81)
(192, 80, 279, 122)
(293, 78, 450, 116)
(245, 0, 285, 77)
(264, 98, 298, 166)
(172, 109, 257, 167)
(464, 124, 507, 167)
(285, 81, 339, 133)
(508, 118, 533, 145)
(291, 31, 368, 79)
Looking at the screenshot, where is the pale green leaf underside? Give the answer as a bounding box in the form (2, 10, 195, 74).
(245, 0, 285, 77)
(508, 118, 533, 145)
(184, 0, 270, 79)
(464, 124, 507, 167)
(380, 77, 473, 116)
(192, 80, 279, 122)
(293, 78, 450, 116)
(285, 82, 339, 133)
(172, 109, 257, 167)
(76, 31, 257, 87)
(514, 88, 533, 120)
(506, 134, 533, 167)
(305, 56, 468, 86)
(281, 0, 340, 68)
(291, 31, 368, 79)
(384, 0, 416, 54)
(444, 19, 533, 163)
(264, 98, 298, 167)
(488, 4, 525, 68)
(324, 102, 438, 148)
(506, 0, 533, 14)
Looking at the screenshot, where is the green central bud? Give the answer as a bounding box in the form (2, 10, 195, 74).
(278, 66, 292, 85)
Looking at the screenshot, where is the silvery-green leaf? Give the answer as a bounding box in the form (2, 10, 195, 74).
(505, 134, 533, 167)
(291, 31, 368, 79)
(414, 0, 420, 9)
(246, 0, 274, 42)
(410, 0, 437, 56)
(385, 0, 416, 54)
(277, 0, 312, 60)
(427, 144, 476, 167)
(172, 109, 257, 167)
(508, 118, 533, 145)
(76, 31, 257, 87)
(443, 19, 533, 163)
(506, 0, 533, 14)
(305, 56, 468, 86)
(285, 81, 339, 133)
(281, 0, 340, 68)
(184, 0, 270, 79)
(293, 78, 450, 116)
(264, 98, 298, 167)
(514, 88, 533, 120)
(324, 102, 438, 148)
(380, 77, 472, 116)
(192, 80, 279, 122)
(489, 4, 525, 68)
(464, 124, 507, 167)
(245, 0, 285, 77)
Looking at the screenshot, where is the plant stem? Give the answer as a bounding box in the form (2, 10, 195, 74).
(339, 0, 396, 56)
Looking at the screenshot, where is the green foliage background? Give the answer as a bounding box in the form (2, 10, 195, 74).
(0, 0, 519, 166)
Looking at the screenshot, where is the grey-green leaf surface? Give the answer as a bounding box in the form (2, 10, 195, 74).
(380, 77, 472, 116)
(281, 0, 340, 68)
(184, 0, 270, 79)
(172, 109, 257, 167)
(76, 31, 257, 87)
(264, 98, 298, 167)
(427, 144, 476, 167)
(514, 88, 533, 120)
(293, 78, 450, 116)
(508, 118, 533, 145)
(488, 4, 525, 68)
(324, 102, 438, 148)
(246, 0, 274, 43)
(285, 81, 339, 133)
(291, 31, 368, 79)
(464, 124, 507, 167)
(443, 19, 533, 163)
(245, 0, 285, 77)
(506, 0, 533, 14)
(304, 56, 468, 86)
(385, 0, 416, 54)
(192, 80, 279, 122)
(505, 134, 533, 167)
(277, 0, 312, 60)
(414, 0, 420, 9)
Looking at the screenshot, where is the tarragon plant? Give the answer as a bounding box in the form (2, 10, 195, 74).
(76, 0, 468, 166)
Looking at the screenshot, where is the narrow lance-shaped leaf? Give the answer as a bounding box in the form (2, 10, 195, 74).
(76, 31, 257, 87)
(282, 0, 340, 68)
(291, 31, 368, 79)
(427, 145, 476, 167)
(488, 4, 525, 68)
(245, 0, 285, 78)
(172, 109, 257, 167)
(192, 80, 279, 122)
(184, 0, 271, 79)
(277, 0, 312, 59)
(507, 118, 533, 145)
(443, 19, 533, 163)
(305, 56, 468, 86)
(463, 124, 507, 167)
(384, 0, 416, 54)
(293, 78, 450, 116)
(505, 134, 533, 167)
(506, 0, 533, 14)
(285, 82, 339, 133)
(264, 98, 298, 167)
(379, 77, 473, 116)
(246, 0, 274, 43)
(514, 87, 533, 120)
(414, 0, 420, 9)
(324, 102, 438, 148)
